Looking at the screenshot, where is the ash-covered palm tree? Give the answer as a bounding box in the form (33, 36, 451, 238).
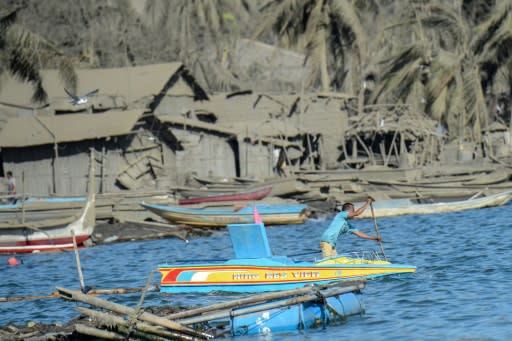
(253, 0, 369, 92)
(369, 0, 512, 143)
(0, 6, 76, 103)
(143, 0, 257, 92)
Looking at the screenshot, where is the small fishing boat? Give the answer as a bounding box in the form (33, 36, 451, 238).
(158, 222, 416, 293)
(178, 186, 271, 205)
(140, 202, 309, 227)
(0, 195, 87, 223)
(0, 152, 96, 254)
(355, 190, 512, 218)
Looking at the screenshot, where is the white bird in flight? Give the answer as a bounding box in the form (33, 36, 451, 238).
(64, 88, 99, 105)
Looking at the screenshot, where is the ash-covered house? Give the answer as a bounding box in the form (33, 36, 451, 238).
(0, 60, 362, 196)
(0, 63, 208, 195)
(152, 91, 352, 180)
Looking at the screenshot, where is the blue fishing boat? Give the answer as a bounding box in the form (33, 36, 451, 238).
(0, 195, 86, 209)
(158, 222, 416, 293)
(0, 195, 87, 223)
(140, 202, 310, 227)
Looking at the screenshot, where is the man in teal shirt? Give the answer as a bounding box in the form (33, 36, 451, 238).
(320, 197, 381, 258)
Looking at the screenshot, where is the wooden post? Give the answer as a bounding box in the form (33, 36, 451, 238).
(101, 146, 105, 194)
(245, 127, 249, 176)
(306, 134, 314, 170)
(318, 135, 326, 170)
(355, 134, 374, 165)
(386, 130, 398, 166)
(71, 230, 86, 292)
(351, 137, 357, 160)
(379, 141, 387, 166)
(53, 142, 59, 194)
(21, 170, 26, 224)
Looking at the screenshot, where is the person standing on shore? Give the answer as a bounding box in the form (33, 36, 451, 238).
(319, 197, 381, 258)
(6, 171, 16, 203)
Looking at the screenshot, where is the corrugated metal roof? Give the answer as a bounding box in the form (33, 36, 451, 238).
(0, 109, 144, 147)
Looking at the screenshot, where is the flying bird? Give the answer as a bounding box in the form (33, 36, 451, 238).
(64, 88, 99, 105)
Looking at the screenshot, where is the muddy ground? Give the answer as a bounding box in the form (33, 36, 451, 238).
(90, 220, 216, 245)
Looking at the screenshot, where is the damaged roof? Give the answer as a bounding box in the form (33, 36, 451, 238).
(159, 91, 351, 138)
(0, 109, 144, 147)
(0, 63, 208, 110)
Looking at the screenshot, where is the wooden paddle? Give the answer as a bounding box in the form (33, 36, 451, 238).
(369, 200, 387, 261)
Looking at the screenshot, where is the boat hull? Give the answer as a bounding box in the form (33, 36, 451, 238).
(141, 203, 309, 227)
(178, 186, 271, 205)
(356, 190, 512, 218)
(159, 258, 416, 293)
(0, 151, 96, 254)
(0, 234, 91, 253)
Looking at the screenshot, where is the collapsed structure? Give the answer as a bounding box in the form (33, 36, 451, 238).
(0, 62, 510, 196)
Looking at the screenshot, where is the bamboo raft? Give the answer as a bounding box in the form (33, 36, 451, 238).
(1, 280, 365, 340)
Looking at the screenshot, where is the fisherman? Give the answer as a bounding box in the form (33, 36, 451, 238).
(319, 197, 381, 258)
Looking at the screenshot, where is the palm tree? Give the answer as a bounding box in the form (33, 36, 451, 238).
(142, 0, 257, 92)
(253, 0, 369, 93)
(0, 6, 76, 103)
(369, 1, 512, 143)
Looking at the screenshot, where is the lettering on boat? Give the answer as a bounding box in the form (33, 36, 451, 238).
(232, 273, 260, 280)
(291, 271, 321, 278)
(264, 272, 288, 279)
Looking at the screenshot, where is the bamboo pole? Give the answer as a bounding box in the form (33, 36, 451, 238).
(178, 283, 363, 325)
(71, 230, 86, 292)
(370, 203, 387, 261)
(126, 271, 154, 337)
(166, 280, 365, 320)
(56, 287, 213, 339)
(0, 292, 60, 302)
(76, 307, 196, 341)
(115, 326, 171, 341)
(0, 287, 160, 303)
(75, 324, 125, 340)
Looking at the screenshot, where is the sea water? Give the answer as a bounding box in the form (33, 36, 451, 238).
(1, 202, 511, 340)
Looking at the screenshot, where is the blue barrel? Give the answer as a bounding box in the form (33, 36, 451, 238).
(231, 292, 364, 336)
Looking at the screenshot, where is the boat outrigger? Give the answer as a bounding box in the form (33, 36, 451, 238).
(158, 222, 416, 293)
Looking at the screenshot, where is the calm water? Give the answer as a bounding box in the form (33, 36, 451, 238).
(1, 203, 511, 340)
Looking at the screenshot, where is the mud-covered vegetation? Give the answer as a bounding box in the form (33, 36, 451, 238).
(2, 0, 512, 143)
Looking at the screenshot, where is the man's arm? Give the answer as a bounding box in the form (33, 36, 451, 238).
(353, 230, 382, 242)
(347, 197, 374, 218)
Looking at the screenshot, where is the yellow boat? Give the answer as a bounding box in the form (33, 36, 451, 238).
(158, 223, 416, 293)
